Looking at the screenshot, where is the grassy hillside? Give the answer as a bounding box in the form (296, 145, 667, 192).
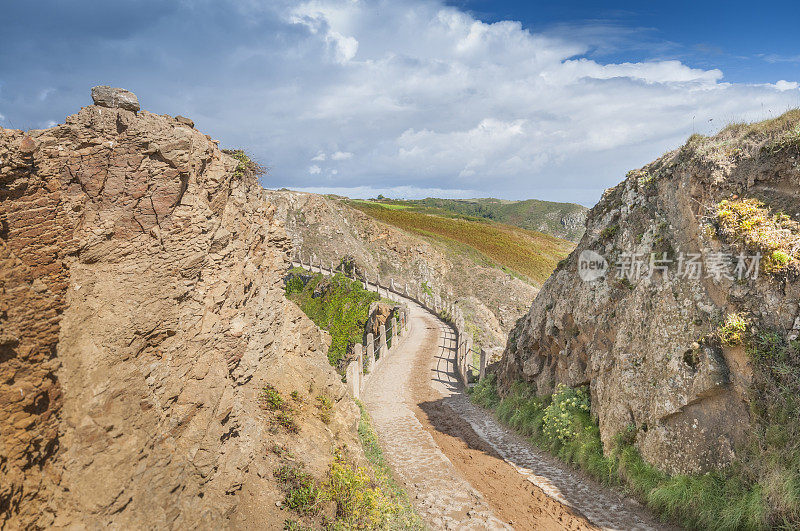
(346, 197, 588, 241)
(346, 200, 574, 285)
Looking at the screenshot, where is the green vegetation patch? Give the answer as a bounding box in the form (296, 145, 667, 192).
(471, 369, 800, 529)
(718, 313, 749, 346)
(347, 201, 574, 284)
(355, 401, 425, 529)
(275, 408, 423, 530)
(260, 385, 300, 434)
(285, 268, 378, 371)
(222, 148, 266, 178)
(715, 198, 800, 274)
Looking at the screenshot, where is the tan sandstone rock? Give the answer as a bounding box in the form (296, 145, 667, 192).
(0, 92, 359, 528)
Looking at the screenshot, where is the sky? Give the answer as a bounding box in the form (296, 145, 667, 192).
(1, 1, 798, 206)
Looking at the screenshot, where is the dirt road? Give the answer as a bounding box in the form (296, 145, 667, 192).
(362, 300, 665, 530)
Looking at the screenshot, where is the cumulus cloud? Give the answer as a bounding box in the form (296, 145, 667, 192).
(259, 0, 799, 204)
(775, 80, 799, 91)
(1, 0, 798, 205)
(330, 151, 352, 160)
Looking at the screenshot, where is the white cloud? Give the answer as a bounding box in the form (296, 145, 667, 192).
(234, 0, 800, 205)
(331, 151, 352, 160)
(147, 0, 800, 206)
(289, 2, 359, 63)
(774, 80, 799, 91)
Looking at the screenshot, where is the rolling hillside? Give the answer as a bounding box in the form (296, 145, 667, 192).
(347, 200, 574, 285)
(348, 197, 588, 242)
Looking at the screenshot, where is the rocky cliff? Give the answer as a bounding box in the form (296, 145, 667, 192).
(498, 111, 800, 474)
(266, 190, 540, 357)
(0, 91, 359, 528)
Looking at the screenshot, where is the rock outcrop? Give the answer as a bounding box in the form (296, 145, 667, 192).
(90, 85, 140, 112)
(498, 112, 800, 474)
(1, 92, 358, 528)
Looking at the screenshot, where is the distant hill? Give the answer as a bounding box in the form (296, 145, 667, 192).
(358, 197, 589, 242)
(346, 199, 574, 285)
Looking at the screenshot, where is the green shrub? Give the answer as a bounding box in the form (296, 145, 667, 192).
(274, 464, 320, 515)
(282, 519, 309, 531)
(276, 410, 299, 434)
(718, 313, 749, 345)
(285, 275, 305, 295)
(261, 384, 286, 411)
(542, 384, 591, 446)
(286, 269, 379, 370)
(600, 225, 618, 240)
(320, 450, 398, 529)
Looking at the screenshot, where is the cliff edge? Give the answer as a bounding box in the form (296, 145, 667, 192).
(498, 111, 800, 475)
(0, 90, 358, 528)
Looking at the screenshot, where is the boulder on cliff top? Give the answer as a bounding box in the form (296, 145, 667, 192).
(90, 85, 140, 112)
(175, 115, 194, 128)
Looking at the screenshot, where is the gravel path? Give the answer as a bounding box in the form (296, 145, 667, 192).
(362, 304, 509, 529)
(363, 299, 667, 530)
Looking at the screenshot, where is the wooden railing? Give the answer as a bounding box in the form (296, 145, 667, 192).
(289, 253, 486, 396)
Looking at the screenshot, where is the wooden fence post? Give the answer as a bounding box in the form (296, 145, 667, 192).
(366, 334, 375, 374)
(464, 336, 473, 385)
(378, 324, 387, 359)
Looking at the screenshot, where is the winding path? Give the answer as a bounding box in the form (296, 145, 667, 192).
(362, 299, 667, 530)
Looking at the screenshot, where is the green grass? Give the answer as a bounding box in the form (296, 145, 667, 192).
(260, 385, 300, 433)
(718, 313, 749, 346)
(346, 201, 574, 284)
(274, 403, 424, 530)
(285, 268, 378, 371)
(470, 372, 800, 529)
(274, 464, 320, 515)
(355, 400, 425, 529)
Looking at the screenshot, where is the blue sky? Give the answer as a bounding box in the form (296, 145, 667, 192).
(1, 0, 798, 206)
(448, 0, 800, 83)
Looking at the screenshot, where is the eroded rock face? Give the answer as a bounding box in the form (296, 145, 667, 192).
(498, 118, 800, 474)
(1, 102, 358, 527)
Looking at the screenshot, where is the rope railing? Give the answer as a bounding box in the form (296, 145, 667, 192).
(290, 252, 485, 393)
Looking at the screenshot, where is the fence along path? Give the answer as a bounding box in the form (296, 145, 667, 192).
(290, 254, 666, 530)
(290, 253, 486, 398)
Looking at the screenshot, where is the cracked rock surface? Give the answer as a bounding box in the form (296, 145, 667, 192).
(1, 104, 359, 528)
